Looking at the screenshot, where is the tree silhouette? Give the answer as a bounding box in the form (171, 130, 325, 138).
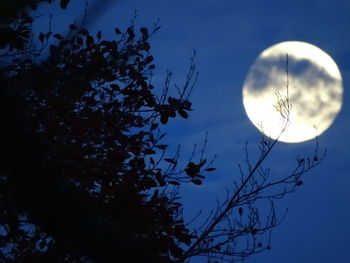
(0, 1, 324, 263)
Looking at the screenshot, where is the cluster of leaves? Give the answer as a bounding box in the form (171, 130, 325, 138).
(0, 2, 216, 262)
(0, 10, 33, 51)
(0, 0, 65, 53)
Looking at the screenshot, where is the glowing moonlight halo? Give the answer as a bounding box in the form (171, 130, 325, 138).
(242, 41, 343, 143)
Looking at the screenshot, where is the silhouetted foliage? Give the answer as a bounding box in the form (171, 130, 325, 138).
(0, 1, 324, 263)
(0, 1, 213, 262)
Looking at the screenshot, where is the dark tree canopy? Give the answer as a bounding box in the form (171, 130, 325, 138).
(0, 1, 214, 262)
(0, 1, 324, 263)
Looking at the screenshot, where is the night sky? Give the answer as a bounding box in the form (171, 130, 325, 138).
(34, 1, 350, 262)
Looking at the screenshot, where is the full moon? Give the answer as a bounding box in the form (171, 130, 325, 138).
(242, 41, 343, 143)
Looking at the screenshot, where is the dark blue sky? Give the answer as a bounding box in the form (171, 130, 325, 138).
(35, 1, 350, 262)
